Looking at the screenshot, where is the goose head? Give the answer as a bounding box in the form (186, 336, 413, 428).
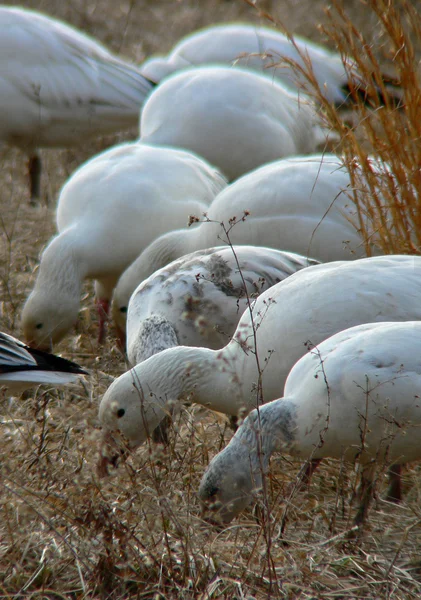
(98, 366, 170, 447)
(198, 442, 260, 524)
(21, 288, 80, 351)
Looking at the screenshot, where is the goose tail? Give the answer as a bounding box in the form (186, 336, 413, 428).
(0, 332, 87, 391)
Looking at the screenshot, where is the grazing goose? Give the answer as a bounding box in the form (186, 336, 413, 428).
(0, 332, 86, 394)
(117, 246, 319, 363)
(198, 321, 421, 525)
(108, 154, 378, 304)
(140, 66, 331, 181)
(141, 23, 358, 105)
(142, 23, 400, 107)
(0, 6, 154, 201)
(98, 256, 421, 474)
(21, 143, 226, 351)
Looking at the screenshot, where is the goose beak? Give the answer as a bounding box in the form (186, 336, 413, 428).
(26, 338, 52, 353)
(97, 429, 130, 478)
(114, 325, 126, 354)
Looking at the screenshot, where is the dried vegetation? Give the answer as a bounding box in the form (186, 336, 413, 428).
(1, 0, 421, 598)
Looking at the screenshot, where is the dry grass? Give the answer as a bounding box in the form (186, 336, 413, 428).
(1, 0, 421, 598)
(295, 0, 421, 256)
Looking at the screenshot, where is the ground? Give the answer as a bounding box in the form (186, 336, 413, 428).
(1, 0, 421, 598)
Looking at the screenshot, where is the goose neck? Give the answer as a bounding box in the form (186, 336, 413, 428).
(234, 398, 298, 473)
(36, 228, 88, 297)
(126, 229, 190, 286)
(138, 345, 229, 408)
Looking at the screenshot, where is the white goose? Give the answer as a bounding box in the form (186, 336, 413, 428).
(99, 256, 421, 473)
(0, 6, 154, 201)
(118, 246, 319, 364)
(139, 66, 331, 181)
(198, 321, 421, 525)
(109, 154, 377, 309)
(21, 142, 226, 351)
(142, 23, 400, 107)
(141, 22, 358, 105)
(0, 332, 86, 394)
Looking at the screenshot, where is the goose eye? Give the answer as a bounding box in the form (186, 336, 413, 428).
(120, 306, 127, 314)
(35, 323, 43, 330)
(117, 408, 125, 418)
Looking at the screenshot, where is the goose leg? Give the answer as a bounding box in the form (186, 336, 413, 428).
(386, 463, 402, 503)
(354, 463, 376, 526)
(96, 298, 110, 344)
(151, 413, 172, 445)
(28, 153, 42, 205)
(300, 458, 323, 487)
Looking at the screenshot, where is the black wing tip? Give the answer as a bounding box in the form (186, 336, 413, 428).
(29, 346, 88, 375)
(1, 332, 88, 376)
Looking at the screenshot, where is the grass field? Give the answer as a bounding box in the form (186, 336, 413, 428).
(1, 0, 421, 597)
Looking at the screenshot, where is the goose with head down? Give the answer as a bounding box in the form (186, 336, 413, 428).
(118, 245, 319, 364)
(141, 22, 399, 107)
(21, 142, 226, 350)
(198, 321, 421, 525)
(140, 66, 333, 182)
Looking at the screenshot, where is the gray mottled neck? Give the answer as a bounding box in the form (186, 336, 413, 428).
(129, 315, 179, 364)
(232, 398, 298, 474)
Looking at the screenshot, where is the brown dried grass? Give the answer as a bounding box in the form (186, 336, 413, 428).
(1, 0, 421, 598)
(291, 0, 421, 256)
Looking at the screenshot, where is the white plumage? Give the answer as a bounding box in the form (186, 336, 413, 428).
(110, 154, 377, 309)
(99, 256, 421, 465)
(0, 6, 153, 199)
(21, 142, 226, 350)
(141, 22, 356, 105)
(0, 332, 86, 394)
(198, 321, 421, 524)
(119, 246, 319, 364)
(140, 66, 331, 181)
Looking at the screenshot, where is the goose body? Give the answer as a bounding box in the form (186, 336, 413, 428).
(110, 154, 376, 303)
(198, 321, 421, 523)
(21, 143, 226, 350)
(140, 66, 328, 181)
(141, 23, 353, 105)
(0, 7, 154, 199)
(119, 246, 319, 364)
(99, 255, 421, 460)
(0, 332, 86, 394)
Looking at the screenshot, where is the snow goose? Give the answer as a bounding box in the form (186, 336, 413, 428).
(118, 246, 319, 364)
(98, 255, 421, 473)
(139, 66, 331, 181)
(0, 332, 86, 394)
(108, 154, 378, 313)
(141, 23, 361, 106)
(0, 6, 154, 201)
(21, 142, 226, 351)
(198, 321, 421, 525)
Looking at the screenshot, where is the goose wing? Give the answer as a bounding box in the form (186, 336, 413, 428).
(0, 7, 153, 146)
